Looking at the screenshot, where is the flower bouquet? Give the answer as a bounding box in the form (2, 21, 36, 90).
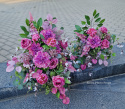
(69, 10, 116, 71)
(6, 13, 76, 104)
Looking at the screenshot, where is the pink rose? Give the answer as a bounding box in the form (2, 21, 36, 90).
(47, 37, 56, 47)
(59, 87, 65, 95)
(51, 87, 57, 94)
(63, 97, 70, 104)
(59, 94, 66, 99)
(52, 75, 65, 88)
(101, 39, 110, 49)
(36, 73, 48, 85)
(92, 59, 97, 64)
(81, 64, 86, 70)
(21, 38, 32, 49)
(70, 55, 77, 60)
(49, 58, 58, 69)
(100, 27, 108, 33)
(32, 34, 40, 42)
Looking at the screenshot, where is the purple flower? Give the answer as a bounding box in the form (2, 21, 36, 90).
(28, 43, 43, 56)
(33, 51, 51, 68)
(87, 35, 101, 48)
(40, 29, 56, 43)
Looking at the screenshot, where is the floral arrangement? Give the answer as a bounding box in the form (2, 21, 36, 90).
(6, 13, 76, 104)
(69, 10, 116, 71)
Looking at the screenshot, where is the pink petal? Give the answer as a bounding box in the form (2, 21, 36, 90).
(68, 64, 76, 72)
(47, 14, 53, 21)
(52, 19, 58, 24)
(104, 60, 108, 66)
(99, 59, 103, 65)
(16, 66, 22, 72)
(29, 12, 33, 21)
(59, 87, 65, 95)
(6, 65, 14, 72)
(8, 61, 15, 66)
(32, 73, 40, 78)
(63, 97, 70, 104)
(23, 73, 29, 83)
(51, 87, 57, 94)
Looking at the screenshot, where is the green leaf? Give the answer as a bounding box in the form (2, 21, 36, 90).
(112, 53, 116, 57)
(64, 71, 70, 78)
(52, 47, 56, 49)
(75, 25, 81, 31)
(87, 20, 90, 25)
(93, 9, 97, 16)
(13, 79, 19, 86)
(56, 91, 60, 98)
(85, 15, 90, 21)
(60, 27, 64, 30)
(19, 34, 27, 38)
(99, 19, 105, 24)
(52, 24, 56, 29)
(64, 78, 71, 84)
(53, 17, 56, 19)
(26, 19, 30, 26)
(37, 18, 42, 28)
(81, 21, 86, 25)
(42, 45, 50, 50)
(111, 34, 116, 43)
(40, 34, 44, 39)
(100, 54, 104, 60)
(97, 23, 103, 27)
(20, 26, 29, 35)
(74, 64, 80, 69)
(33, 21, 37, 29)
(82, 27, 88, 30)
(35, 67, 38, 72)
(95, 18, 101, 22)
(94, 13, 99, 19)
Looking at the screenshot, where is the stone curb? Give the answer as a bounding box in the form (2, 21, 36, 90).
(0, 43, 125, 100)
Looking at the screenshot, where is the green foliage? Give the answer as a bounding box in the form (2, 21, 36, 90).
(94, 13, 99, 19)
(25, 19, 30, 26)
(97, 23, 103, 27)
(64, 78, 71, 84)
(81, 21, 86, 25)
(111, 34, 116, 43)
(20, 26, 29, 35)
(99, 19, 105, 24)
(42, 45, 50, 50)
(112, 53, 116, 57)
(85, 15, 90, 25)
(63, 71, 70, 78)
(37, 18, 42, 29)
(75, 25, 81, 31)
(95, 18, 101, 22)
(100, 54, 105, 60)
(33, 21, 37, 29)
(19, 34, 28, 38)
(52, 24, 56, 29)
(50, 71, 56, 77)
(56, 91, 60, 98)
(40, 34, 44, 39)
(60, 27, 64, 30)
(93, 9, 97, 16)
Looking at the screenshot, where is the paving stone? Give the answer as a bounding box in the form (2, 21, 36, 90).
(0, 50, 10, 56)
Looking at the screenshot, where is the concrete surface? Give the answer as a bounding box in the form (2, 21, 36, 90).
(0, 0, 125, 62)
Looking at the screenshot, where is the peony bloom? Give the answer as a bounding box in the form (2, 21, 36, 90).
(92, 59, 97, 64)
(49, 58, 58, 69)
(59, 94, 66, 100)
(80, 45, 90, 57)
(16, 66, 22, 72)
(81, 64, 86, 70)
(101, 39, 110, 49)
(47, 37, 57, 47)
(87, 28, 97, 37)
(32, 34, 40, 42)
(58, 40, 68, 49)
(52, 75, 65, 88)
(100, 27, 108, 34)
(33, 51, 51, 68)
(63, 97, 70, 104)
(87, 35, 101, 48)
(21, 38, 32, 49)
(51, 87, 57, 94)
(36, 73, 48, 85)
(40, 29, 55, 43)
(28, 43, 43, 56)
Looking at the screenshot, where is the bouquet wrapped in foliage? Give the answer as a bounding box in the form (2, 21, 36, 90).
(6, 13, 76, 104)
(69, 10, 116, 71)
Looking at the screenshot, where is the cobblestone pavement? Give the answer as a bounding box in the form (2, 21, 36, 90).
(0, 0, 125, 62)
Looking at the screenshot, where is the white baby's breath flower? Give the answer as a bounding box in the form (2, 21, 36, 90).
(69, 53, 72, 56)
(34, 87, 37, 91)
(28, 86, 31, 90)
(117, 45, 124, 48)
(65, 63, 68, 67)
(88, 62, 92, 67)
